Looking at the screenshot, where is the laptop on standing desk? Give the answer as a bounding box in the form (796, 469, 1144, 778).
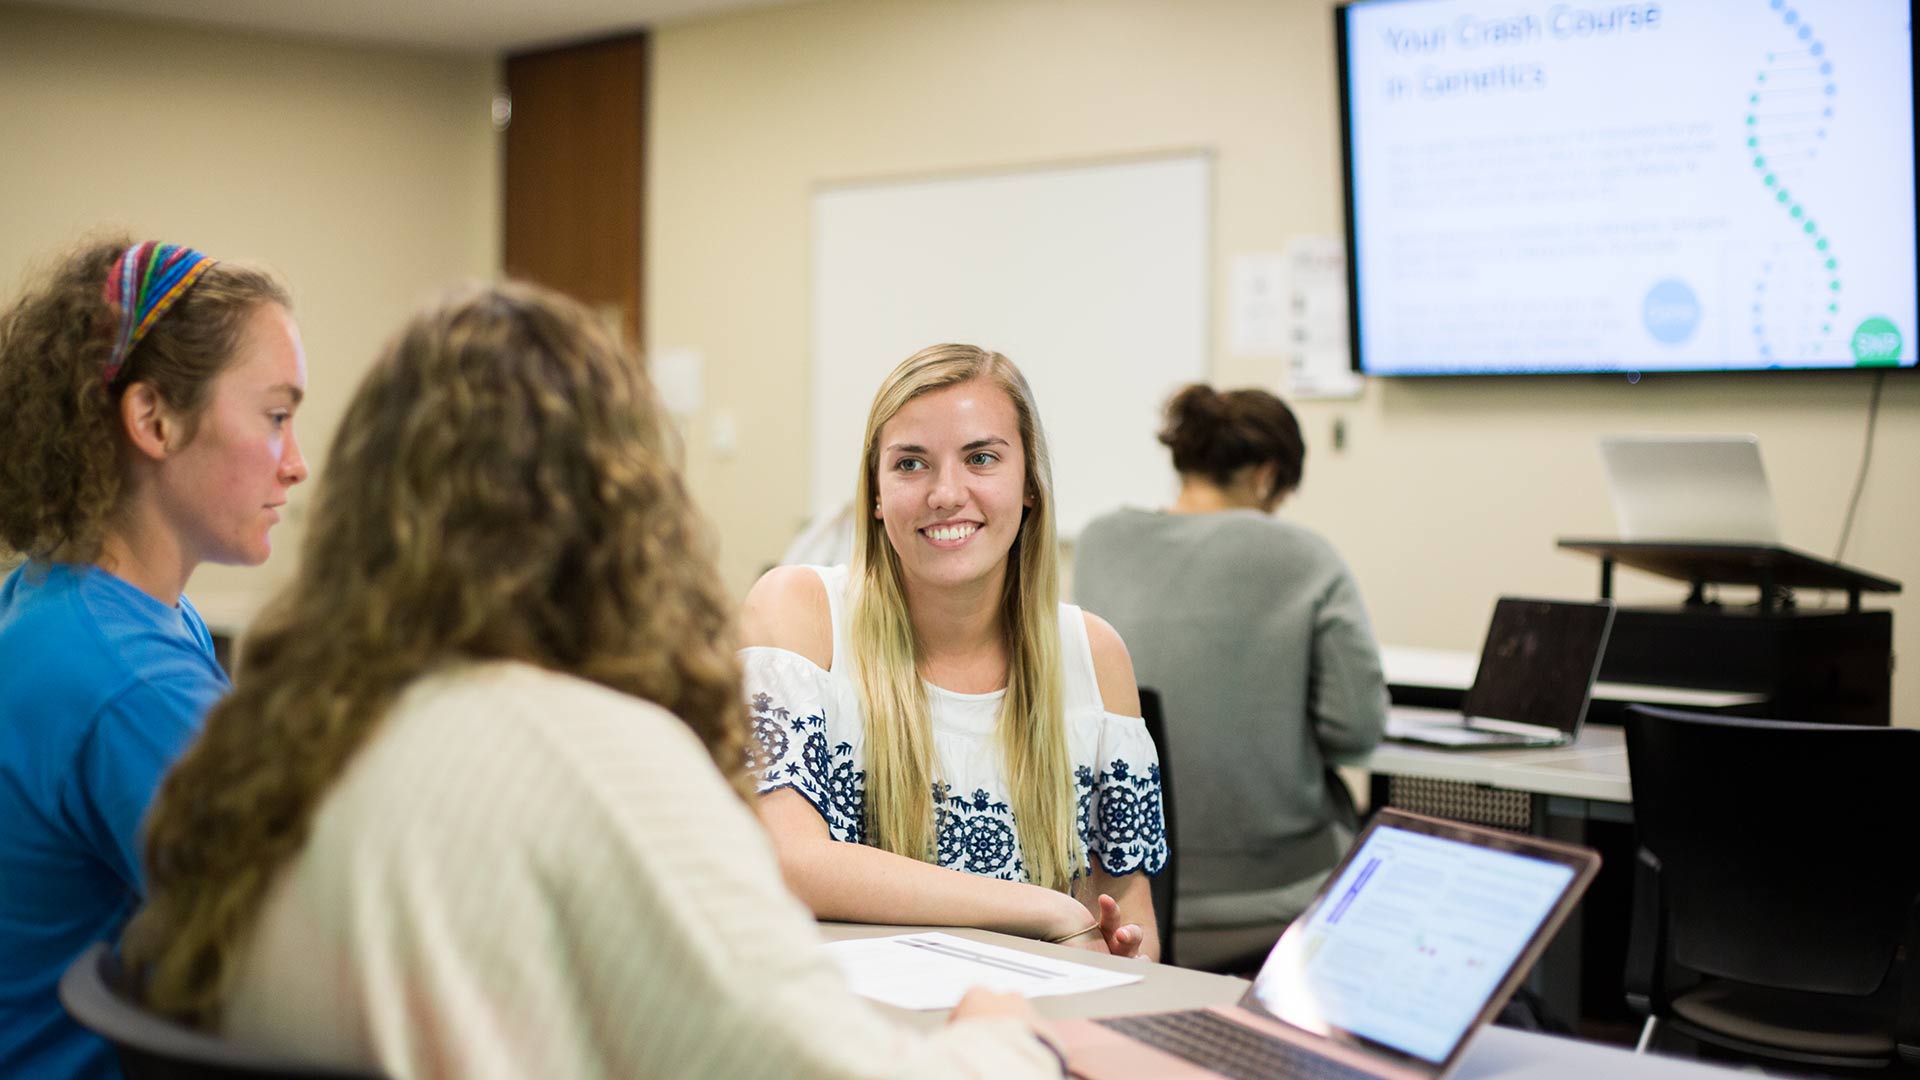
(1599, 434, 1782, 544)
(1056, 809, 1600, 1079)
(1385, 597, 1616, 750)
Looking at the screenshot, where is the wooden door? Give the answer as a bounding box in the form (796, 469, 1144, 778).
(503, 33, 647, 345)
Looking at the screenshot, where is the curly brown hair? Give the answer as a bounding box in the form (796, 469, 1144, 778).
(123, 281, 750, 1026)
(0, 235, 291, 563)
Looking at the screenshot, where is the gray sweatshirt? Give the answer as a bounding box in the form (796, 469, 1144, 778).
(1073, 508, 1389, 919)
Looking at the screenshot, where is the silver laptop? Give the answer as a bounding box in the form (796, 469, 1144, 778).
(1057, 810, 1601, 1080)
(1599, 434, 1782, 545)
(1386, 597, 1615, 750)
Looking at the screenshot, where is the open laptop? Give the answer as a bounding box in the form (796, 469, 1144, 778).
(1057, 809, 1600, 1080)
(1599, 434, 1782, 545)
(1385, 597, 1615, 750)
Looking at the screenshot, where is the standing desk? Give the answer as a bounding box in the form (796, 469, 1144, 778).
(819, 922, 1748, 1078)
(1559, 540, 1901, 727)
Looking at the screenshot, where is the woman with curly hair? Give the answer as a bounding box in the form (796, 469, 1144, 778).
(0, 237, 305, 1079)
(742, 345, 1167, 961)
(122, 285, 1067, 1078)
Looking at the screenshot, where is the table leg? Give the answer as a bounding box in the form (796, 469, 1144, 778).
(1532, 795, 1588, 1027)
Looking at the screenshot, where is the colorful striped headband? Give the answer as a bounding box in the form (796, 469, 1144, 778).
(101, 241, 219, 386)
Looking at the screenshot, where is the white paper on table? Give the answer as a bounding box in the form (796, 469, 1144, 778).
(821, 932, 1143, 1011)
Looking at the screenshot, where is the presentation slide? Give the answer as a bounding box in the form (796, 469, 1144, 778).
(1343, 0, 1916, 374)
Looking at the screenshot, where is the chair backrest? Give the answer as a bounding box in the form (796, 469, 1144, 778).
(1624, 705, 1920, 996)
(1139, 686, 1178, 965)
(58, 943, 386, 1080)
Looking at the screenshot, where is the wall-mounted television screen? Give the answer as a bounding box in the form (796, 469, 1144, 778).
(1337, 0, 1917, 376)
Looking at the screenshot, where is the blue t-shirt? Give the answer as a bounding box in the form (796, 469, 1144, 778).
(0, 562, 229, 1080)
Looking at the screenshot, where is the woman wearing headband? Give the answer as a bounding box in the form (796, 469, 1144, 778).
(0, 237, 306, 1079)
(124, 286, 1065, 1077)
(742, 345, 1167, 959)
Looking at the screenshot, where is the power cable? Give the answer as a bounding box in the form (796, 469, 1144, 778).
(1832, 370, 1888, 563)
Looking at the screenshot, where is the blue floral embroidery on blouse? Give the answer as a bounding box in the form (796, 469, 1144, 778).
(933, 781, 1027, 881)
(748, 689, 1168, 880)
(749, 691, 865, 845)
(1080, 757, 1169, 877)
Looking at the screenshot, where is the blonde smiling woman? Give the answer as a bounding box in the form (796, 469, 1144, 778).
(742, 344, 1168, 960)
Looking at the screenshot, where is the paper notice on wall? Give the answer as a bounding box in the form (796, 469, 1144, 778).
(1281, 237, 1363, 400)
(1230, 254, 1293, 355)
(651, 347, 705, 417)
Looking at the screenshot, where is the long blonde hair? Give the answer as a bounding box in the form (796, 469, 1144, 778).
(123, 282, 748, 1026)
(848, 344, 1079, 892)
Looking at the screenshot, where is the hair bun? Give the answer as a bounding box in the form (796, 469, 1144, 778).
(1157, 383, 1306, 496)
(1165, 383, 1223, 425)
(1158, 383, 1223, 453)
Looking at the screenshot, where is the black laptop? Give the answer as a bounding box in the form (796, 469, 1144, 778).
(1386, 597, 1616, 750)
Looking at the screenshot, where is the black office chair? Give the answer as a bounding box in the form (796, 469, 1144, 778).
(59, 942, 387, 1080)
(1623, 705, 1920, 1072)
(1139, 686, 1178, 967)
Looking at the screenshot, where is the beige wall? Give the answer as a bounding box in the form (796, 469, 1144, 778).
(648, 0, 1920, 724)
(0, 4, 500, 624)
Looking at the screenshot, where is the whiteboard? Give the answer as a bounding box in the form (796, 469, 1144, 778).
(811, 154, 1211, 536)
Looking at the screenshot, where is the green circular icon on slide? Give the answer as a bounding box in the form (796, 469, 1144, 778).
(1851, 316, 1903, 365)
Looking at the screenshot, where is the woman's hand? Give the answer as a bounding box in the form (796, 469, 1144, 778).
(949, 987, 1036, 1024)
(1052, 921, 1111, 954)
(951, 992, 1071, 1076)
(1095, 893, 1146, 959)
(1027, 883, 1103, 947)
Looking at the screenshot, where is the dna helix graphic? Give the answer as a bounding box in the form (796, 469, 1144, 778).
(1746, 0, 1841, 364)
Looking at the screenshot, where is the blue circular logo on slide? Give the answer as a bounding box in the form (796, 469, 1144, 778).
(1642, 279, 1702, 345)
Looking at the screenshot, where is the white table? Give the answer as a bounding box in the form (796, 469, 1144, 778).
(819, 923, 1746, 1078)
(1362, 713, 1631, 805)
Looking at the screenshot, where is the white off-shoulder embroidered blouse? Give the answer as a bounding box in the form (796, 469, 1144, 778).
(742, 565, 1169, 882)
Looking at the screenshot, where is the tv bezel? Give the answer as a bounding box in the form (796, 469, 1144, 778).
(1332, 0, 1920, 380)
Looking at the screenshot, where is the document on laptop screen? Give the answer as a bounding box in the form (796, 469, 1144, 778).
(1246, 826, 1575, 1063)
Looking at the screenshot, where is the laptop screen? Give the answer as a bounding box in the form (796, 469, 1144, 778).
(1244, 823, 1577, 1065)
(1600, 435, 1782, 545)
(1461, 598, 1614, 735)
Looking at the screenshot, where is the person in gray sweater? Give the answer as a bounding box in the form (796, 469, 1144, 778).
(1073, 384, 1388, 972)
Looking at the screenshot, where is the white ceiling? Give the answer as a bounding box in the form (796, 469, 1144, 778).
(13, 0, 808, 54)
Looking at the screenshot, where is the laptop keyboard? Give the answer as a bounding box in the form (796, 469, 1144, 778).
(1095, 1010, 1378, 1080)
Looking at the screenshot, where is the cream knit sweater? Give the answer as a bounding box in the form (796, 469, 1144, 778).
(220, 661, 1057, 1079)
